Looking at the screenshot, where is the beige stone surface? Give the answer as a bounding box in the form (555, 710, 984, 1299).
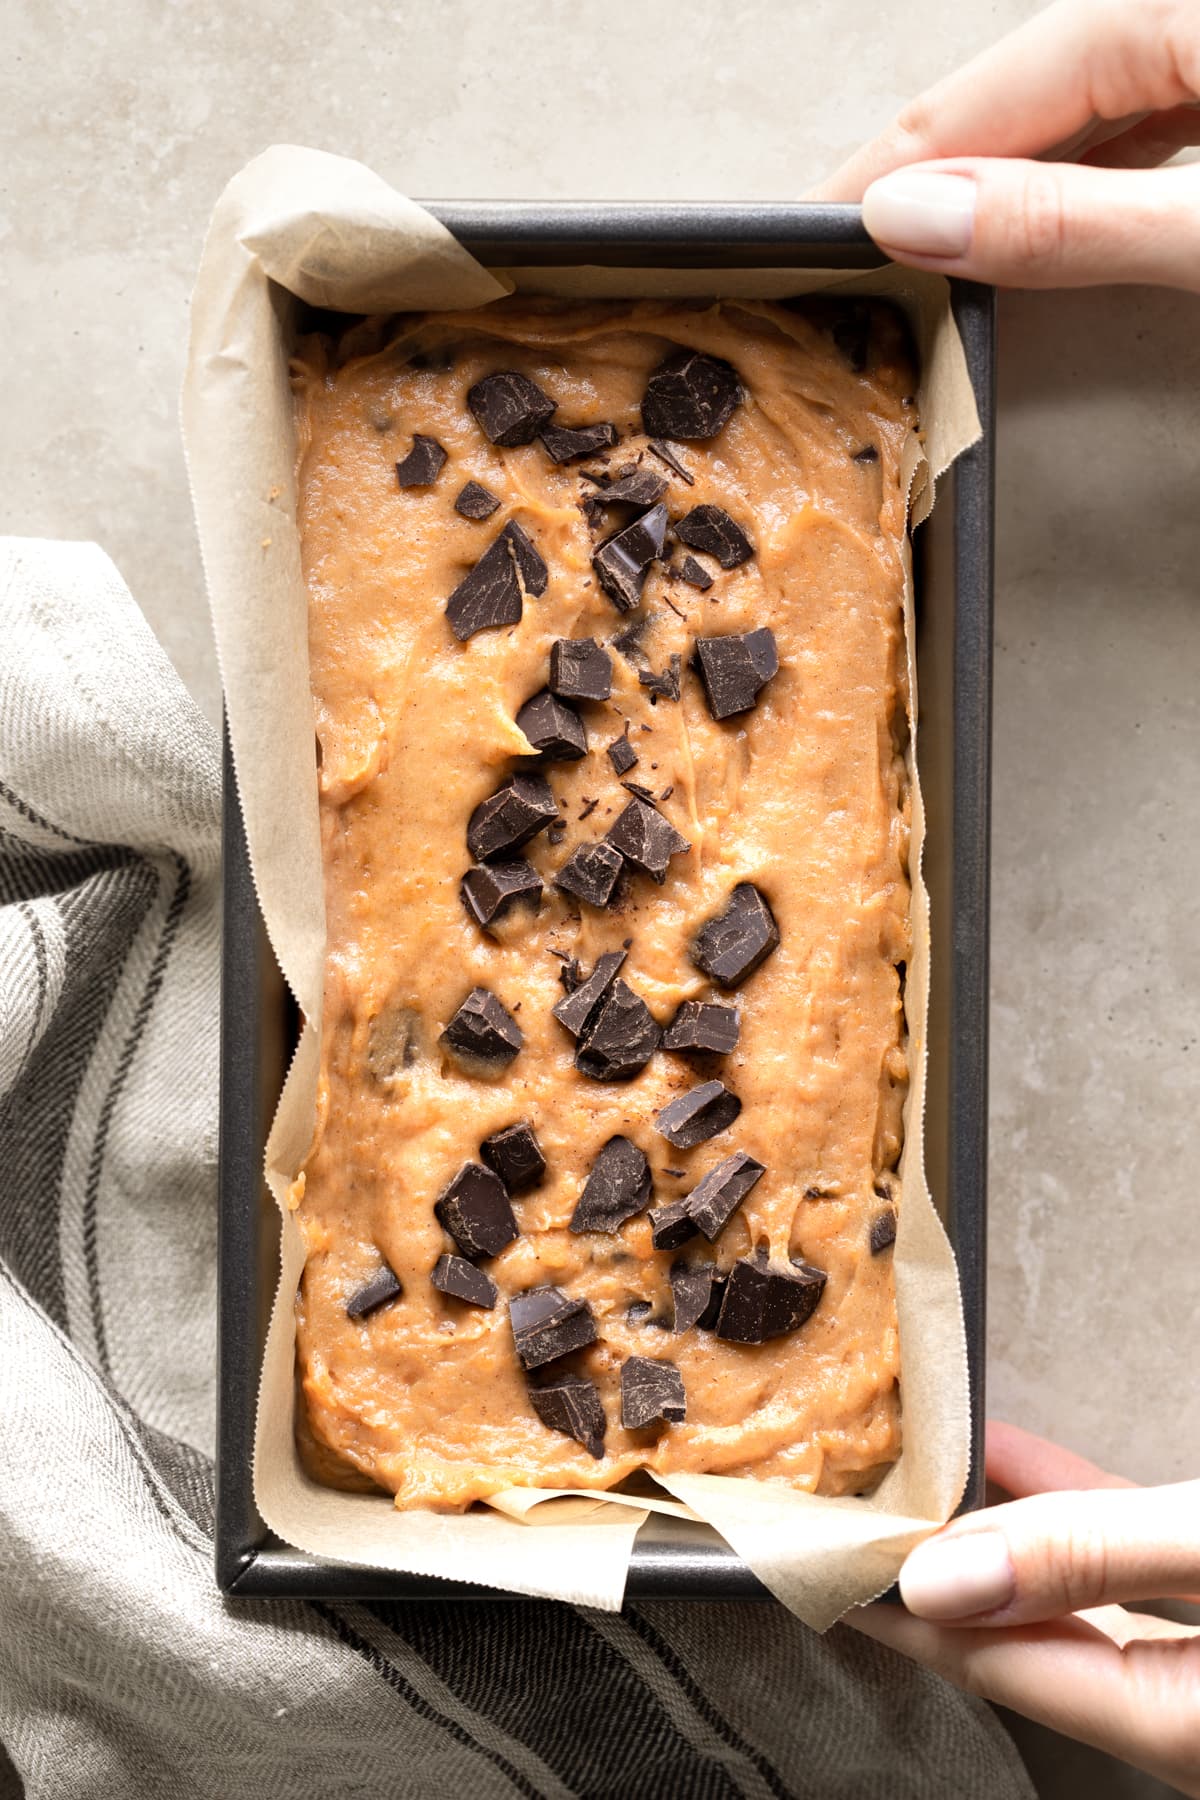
(4, 0, 1198, 1518)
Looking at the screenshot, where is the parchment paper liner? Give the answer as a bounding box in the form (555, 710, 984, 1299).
(183, 145, 981, 1622)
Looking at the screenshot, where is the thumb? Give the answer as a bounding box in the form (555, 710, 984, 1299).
(899, 1480, 1200, 1626)
(861, 157, 1200, 291)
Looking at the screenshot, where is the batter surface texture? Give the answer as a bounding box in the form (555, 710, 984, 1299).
(292, 296, 914, 1511)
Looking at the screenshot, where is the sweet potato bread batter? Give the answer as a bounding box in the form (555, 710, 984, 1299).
(291, 297, 914, 1510)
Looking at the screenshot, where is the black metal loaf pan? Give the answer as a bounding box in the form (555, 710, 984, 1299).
(217, 203, 994, 1600)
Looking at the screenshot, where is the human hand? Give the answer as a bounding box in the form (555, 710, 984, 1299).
(850, 1422, 1200, 1796)
(813, 0, 1200, 291)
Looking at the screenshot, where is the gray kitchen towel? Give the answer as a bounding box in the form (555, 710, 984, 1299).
(0, 536, 1034, 1800)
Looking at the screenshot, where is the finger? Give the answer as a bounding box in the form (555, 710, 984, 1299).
(985, 1420, 1135, 1499)
(1082, 102, 1200, 168)
(859, 158, 1200, 291)
(811, 0, 1198, 202)
(898, 1480, 1200, 1625)
(850, 1601, 1200, 1796)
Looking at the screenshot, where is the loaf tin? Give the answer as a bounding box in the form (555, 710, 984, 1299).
(217, 203, 994, 1599)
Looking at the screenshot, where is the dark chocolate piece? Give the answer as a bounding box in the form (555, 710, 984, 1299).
(715, 1248, 827, 1344)
(592, 504, 669, 612)
(504, 520, 549, 596)
(395, 434, 447, 488)
(345, 1264, 403, 1319)
(446, 531, 523, 640)
(676, 505, 754, 569)
(647, 438, 695, 484)
(662, 1000, 740, 1057)
(529, 1372, 606, 1457)
(648, 1198, 699, 1252)
(610, 614, 651, 665)
(552, 948, 627, 1038)
(642, 350, 742, 441)
(540, 421, 619, 463)
(697, 1272, 728, 1331)
(460, 859, 542, 932)
(434, 1161, 519, 1258)
(467, 369, 556, 446)
(597, 470, 669, 507)
(694, 629, 779, 721)
(869, 1207, 897, 1255)
(853, 444, 879, 464)
(669, 1260, 720, 1333)
(516, 689, 587, 761)
(692, 883, 780, 987)
(607, 734, 638, 776)
(578, 796, 599, 820)
(605, 795, 689, 884)
(621, 779, 657, 804)
(686, 1149, 765, 1239)
(677, 555, 712, 591)
(621, 1356, 686, 1429)
(638, 655, 681, 703)
(547, 819, 567, 845)
(627, 1300, 654, 1326)
(467, 772, 558, 862)
(654, 1080, 742, 1149)
(432, 1253, 498, 1308)
(570, 1135, 653, 1233)
(575, 979, 662, 1081)
(554, 840, 624, 910)
(549, 636, 612, 702)
(440, 989, 524, 1069)
(510, 1284, 598, 1369)
(481, 1120, 546, 1193)
(454, 479, 501, 519)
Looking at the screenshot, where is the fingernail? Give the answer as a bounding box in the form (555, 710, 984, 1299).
(862, 171, 976, 258)
(899, 1529, 1015, 1620)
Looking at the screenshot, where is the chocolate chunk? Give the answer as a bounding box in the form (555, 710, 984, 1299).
(621, 1356, 686, 1428)
(676, 505, 753, 569)
(540, 421, 619, 463)
(627, 1300, 654, 1326)
(454, 479, 501, 519)
(715, 1248, 827, 1343)
(592, 504, 669, 612)
(853, 444, 879, 464)
(467, 369, 556, 446)
(570, 1135, 653, 1233)
(669, 1260, 720, 1333)
(654, 1080, 742, 1149)
(460, 859, 542, 932)
(642, 350, 742, 440)
(481, 1120, 546, 1193)
(605, 796, 689, 884)
(395, 434, 447, 487)
(692, 883, 780, 987)
(440, 989, 524, 1068)
(647, 438, 695, 484)
(554, 840, 624, 910)
(549, 636, 613, 702)
(547, 820, 567, 845)
(648, 1198, 698, 1252)
(869, 1206, 897, 1255)
(510, 1284, 598, 1369)
(608, 734, 638, 776)
(638, 655, 681, 703)
(345, 1263, 403, 1319)
(686, 1150, 765, 1239)
(694, 629, 779, 720)
(432, 1253, 498, 1308)
(575, 979, 662, 1081)
(467, 773, 558, 861)
(621, 779, 657, 804)
(662, 1000, 740, 1056)
(529, 1372, 606, 1457)
(697, 1272, 728, 1331)
(597, 470, 669, 507)
(677, 555, 712, 591)
(516, 689, 587, 761)
(504, 520, 549, 597)
(446, 532, 523, 640)
(552, 948, 628, 1038)
(434, 1161, 520, 1257)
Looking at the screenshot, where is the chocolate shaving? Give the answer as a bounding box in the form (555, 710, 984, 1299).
(516, 689, 587, 761)
(575, 978, 662, 1081)
(676, 505, 753, 569)
(460, 859, 542, 932)
(467, 772, 558, 862)
(692, 883, 780, 987)
(454, 479, 501, 519)
(529, 1371, 606, 1457)
(548, 636, 613, 702)
(510, 1284, 598, 1369)
(605, 795, 690, 884)
(345, 1264, 403, 1319)
(654, 1080, 742, 1150)
(620, 1356, 686, 1429)
(481, 1120, 546, 1193)
(434, 1161, 519, 1258)
(715, 1248, 827, 1343)
(395, 434, 447, 488)
(570, 1135, 653, 1233)
(554, 840, 623, 910)
(578, 796, 599, 820)
(467, 369, 556, 446)
(432, 1253, 498, 1308)
(551, 948, 628, 1038)
(440, 988, 523, 1069)
(539, 420, 619, 463)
